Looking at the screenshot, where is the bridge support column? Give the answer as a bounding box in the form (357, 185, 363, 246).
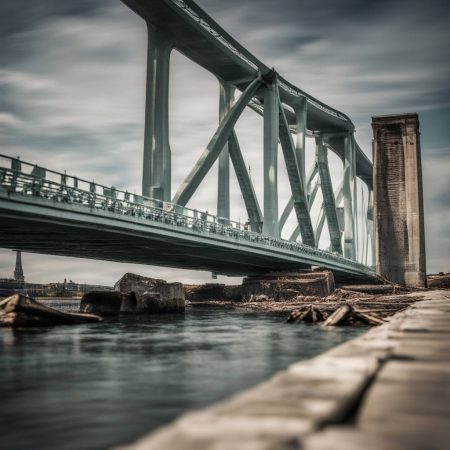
(316, 135, 342, 254)
(217, 81, 235, 221)
(263, 81, 279, 237)
(372, 114, 426, 287)
(367, 189, 374, 267)
(295, 97, 307, 191)
(143, 25, 172, 201)
(343, 133, 356, 260)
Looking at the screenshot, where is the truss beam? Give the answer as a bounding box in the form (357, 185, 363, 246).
(316, 136, 342, 254)
(278, 93, 315, 247)
(172, 74, 264, 207)
(228, 132, 263, 232)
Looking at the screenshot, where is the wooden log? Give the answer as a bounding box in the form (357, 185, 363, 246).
(1, 294, 102, 327)
(352, 308, 386, 326)
(287, 305, 326, 323)
(286, 307, 311, 323)
(323, 304, 352, 326)
(310, 305, 324, 323)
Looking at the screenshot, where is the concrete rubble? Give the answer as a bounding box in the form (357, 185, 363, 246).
(79, 273, 185, 315)
(186, 271, 337, 303)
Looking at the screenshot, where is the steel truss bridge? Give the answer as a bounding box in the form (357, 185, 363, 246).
(0, 0, 376, 278)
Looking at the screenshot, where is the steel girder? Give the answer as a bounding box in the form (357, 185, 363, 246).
(228, 132, 263, 232)
(316, 136, 342, 254)
(172, 74, 264, 206)
(278, 90, 315, 247)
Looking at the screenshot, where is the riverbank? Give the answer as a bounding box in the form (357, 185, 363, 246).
(190, 287, 424, 322)
(117, 289, 450, 450)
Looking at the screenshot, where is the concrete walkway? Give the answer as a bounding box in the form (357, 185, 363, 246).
(116, 290, 450, 450)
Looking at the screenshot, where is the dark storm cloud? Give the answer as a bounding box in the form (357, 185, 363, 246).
(0, 0, 106, 37)
(0, 0, 448, 282)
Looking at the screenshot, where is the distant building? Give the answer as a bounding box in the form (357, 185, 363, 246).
(0, 251, 112, 298)
(13, 250, 25, 284)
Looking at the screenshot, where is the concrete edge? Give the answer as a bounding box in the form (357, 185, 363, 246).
(113, 291, 444, 450)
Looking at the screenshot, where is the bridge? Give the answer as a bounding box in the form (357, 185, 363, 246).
(0, 0, 378, 279)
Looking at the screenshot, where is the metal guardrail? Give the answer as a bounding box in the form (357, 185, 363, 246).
(0, 154, 374, 275)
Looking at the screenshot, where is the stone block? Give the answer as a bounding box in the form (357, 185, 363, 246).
(241, 271, 335, 300)
(115, 273, 185, 314)
(80, 291, 134, 315)
(137, 283, 185, 313)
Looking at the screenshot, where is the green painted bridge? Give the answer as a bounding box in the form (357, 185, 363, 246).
(0, 0, 377, 279)
(0, 155, 374, 278)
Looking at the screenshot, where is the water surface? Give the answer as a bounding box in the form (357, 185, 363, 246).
(0, 301, 365, 450)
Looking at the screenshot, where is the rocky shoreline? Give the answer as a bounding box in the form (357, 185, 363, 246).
(2, 270, 448, 327)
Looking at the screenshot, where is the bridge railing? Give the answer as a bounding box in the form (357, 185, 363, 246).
(0, 154, 374, 275)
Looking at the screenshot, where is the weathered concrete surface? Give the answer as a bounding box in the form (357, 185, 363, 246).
(80, 291, 134, 316)
(303, 290, 450, 450)
(138, 284, 185, 314)
(241, 271, 335, 300)
(115, 273, 185, 313)
(115, 290, 450, 450)
(185, 271, 336, 303)
(372, 114, 427, 288)
(184, 283, 242, 302)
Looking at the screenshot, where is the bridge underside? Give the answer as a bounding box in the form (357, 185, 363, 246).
(0, 194, 374, 279)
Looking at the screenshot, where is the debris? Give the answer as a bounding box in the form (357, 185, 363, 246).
(322, 304, 352, 326)
(287, 302, 387, 326)
(0, 294, 102, 327)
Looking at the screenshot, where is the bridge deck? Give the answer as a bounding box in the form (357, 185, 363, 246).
(0, 156, 374, 277)
(0, 190, 372, 277)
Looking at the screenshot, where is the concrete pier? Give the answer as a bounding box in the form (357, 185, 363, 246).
(116, 290, 450, 450)
(372, 114, 427, 287)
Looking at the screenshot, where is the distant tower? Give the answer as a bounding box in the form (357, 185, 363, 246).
(372, 113, 427, 288)
(13, 250, 25, 284)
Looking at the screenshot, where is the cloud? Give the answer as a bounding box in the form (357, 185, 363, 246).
(0, 0, 449, 283)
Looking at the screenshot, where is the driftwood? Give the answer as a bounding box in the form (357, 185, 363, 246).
(287, 302, 386, 327)
(322, 304, 352, 326)
(351, 308, 385, 326)
(0, 294, 102, 327)
(287, 305, 324, 323)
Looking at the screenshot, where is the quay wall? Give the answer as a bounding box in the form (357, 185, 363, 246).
(116, 290, 450, 450)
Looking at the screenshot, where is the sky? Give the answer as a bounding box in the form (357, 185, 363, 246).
(0, 0, 449, 285)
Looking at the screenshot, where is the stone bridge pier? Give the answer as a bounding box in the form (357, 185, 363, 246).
(372, 113, 426, 288)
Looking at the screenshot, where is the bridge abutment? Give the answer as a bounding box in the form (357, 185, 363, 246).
(372, 113, 427, 287)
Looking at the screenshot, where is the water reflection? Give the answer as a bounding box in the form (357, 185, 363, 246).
(0, 305, 365, 450)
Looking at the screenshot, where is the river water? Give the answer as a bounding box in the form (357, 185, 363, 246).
(0, 301, 365, 450)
